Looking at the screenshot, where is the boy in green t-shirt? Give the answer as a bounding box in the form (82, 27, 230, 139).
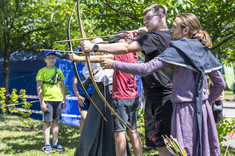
(36, 51, 66, 153)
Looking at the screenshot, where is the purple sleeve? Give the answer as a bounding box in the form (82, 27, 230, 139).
(113, 58, 168, 77)
(207, 70, 226, 104)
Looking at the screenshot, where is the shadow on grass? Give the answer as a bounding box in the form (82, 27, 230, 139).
(0, 115, 80, 155)
(0, 123, 43, 132)
(0, 134, 79, 155)
(0, 127, 80, 155)
(0, 115, 6, 122)
(142, 148, 159, 156)
(1, 115, 235, 155)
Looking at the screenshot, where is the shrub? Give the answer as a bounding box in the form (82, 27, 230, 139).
(0, 88, 32, 127)
(216, 117, 235, 151)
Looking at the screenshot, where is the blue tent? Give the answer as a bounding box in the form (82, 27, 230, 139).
(0, 53, 142, 127)
(0, 57, 86, 126)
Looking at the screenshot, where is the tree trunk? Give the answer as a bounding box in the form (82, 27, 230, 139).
(3, 46, 10, 93)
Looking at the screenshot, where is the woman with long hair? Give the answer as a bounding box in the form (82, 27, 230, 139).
(101, 13, 225, 156)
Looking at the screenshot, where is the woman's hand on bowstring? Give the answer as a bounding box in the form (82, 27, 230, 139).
(100, 59, 114, 69)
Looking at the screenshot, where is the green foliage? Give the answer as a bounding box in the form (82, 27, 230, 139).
(216, 117, 235, 151)
(76, 0, 234, 64)
(138, 52, 145, 62)
(8, 89, 19, 114)
(0, 0, 72, 54)
(1, 0, 234, 90)
(137, 105, 145, 144)
(0, 88, 32, 127)
(65, 85, 70, 95)
(0, 88, 7, 114)
(19, 89, 33, 126)
(0, 0, 77, 90)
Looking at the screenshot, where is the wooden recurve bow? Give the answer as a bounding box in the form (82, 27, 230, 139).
(76, 0, 132, 131)
(68, 3, 107, 122)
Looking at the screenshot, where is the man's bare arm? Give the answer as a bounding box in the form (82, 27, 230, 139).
(81, 40, 143, 55)
(70, 54, 115, 63)
(127, 27, 148, 41)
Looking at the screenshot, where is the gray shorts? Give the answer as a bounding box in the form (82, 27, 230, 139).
(113, 97, 139, 132)
(43, 101, 63, 123)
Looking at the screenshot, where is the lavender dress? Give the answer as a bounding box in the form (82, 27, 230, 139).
(113, 58, 226, 156)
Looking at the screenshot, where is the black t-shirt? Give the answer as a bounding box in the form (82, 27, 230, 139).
(137, 31, 172, 98)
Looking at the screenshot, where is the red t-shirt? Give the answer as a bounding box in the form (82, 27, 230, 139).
(112, 52, 139, 99)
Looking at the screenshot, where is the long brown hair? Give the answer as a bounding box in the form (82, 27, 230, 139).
(177, 13, 212, 49)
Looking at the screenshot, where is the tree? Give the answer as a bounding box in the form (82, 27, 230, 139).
(0, 0, 74, 92)
(73, 0, 234, 63)
(1, 0, 234, 91)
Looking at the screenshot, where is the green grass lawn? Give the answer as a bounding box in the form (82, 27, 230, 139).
(224, 90, 234, 100)
(0, 115, 235, 156)
(0, 90, 234, 156)
(0, 115, 78, 156)
(0, 115, 159, 156)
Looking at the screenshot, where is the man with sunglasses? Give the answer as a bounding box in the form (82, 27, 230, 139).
(81, 4, 172, 156)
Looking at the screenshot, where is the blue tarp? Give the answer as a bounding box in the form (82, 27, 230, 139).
(0, 58, 142, 127)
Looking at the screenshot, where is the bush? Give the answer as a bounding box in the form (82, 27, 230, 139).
(0, 88, 32, 127)
(216, 117, 235, 151)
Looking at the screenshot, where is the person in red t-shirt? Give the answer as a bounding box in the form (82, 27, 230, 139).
(109, 31, 142, 156)
(70, 31, 142, 156)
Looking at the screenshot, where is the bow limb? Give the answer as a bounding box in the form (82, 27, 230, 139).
(68, 3, 107, 122)
(77, 0, 132, 131)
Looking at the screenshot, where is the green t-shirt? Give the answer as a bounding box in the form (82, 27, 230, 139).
(36, 67, 65, 101)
